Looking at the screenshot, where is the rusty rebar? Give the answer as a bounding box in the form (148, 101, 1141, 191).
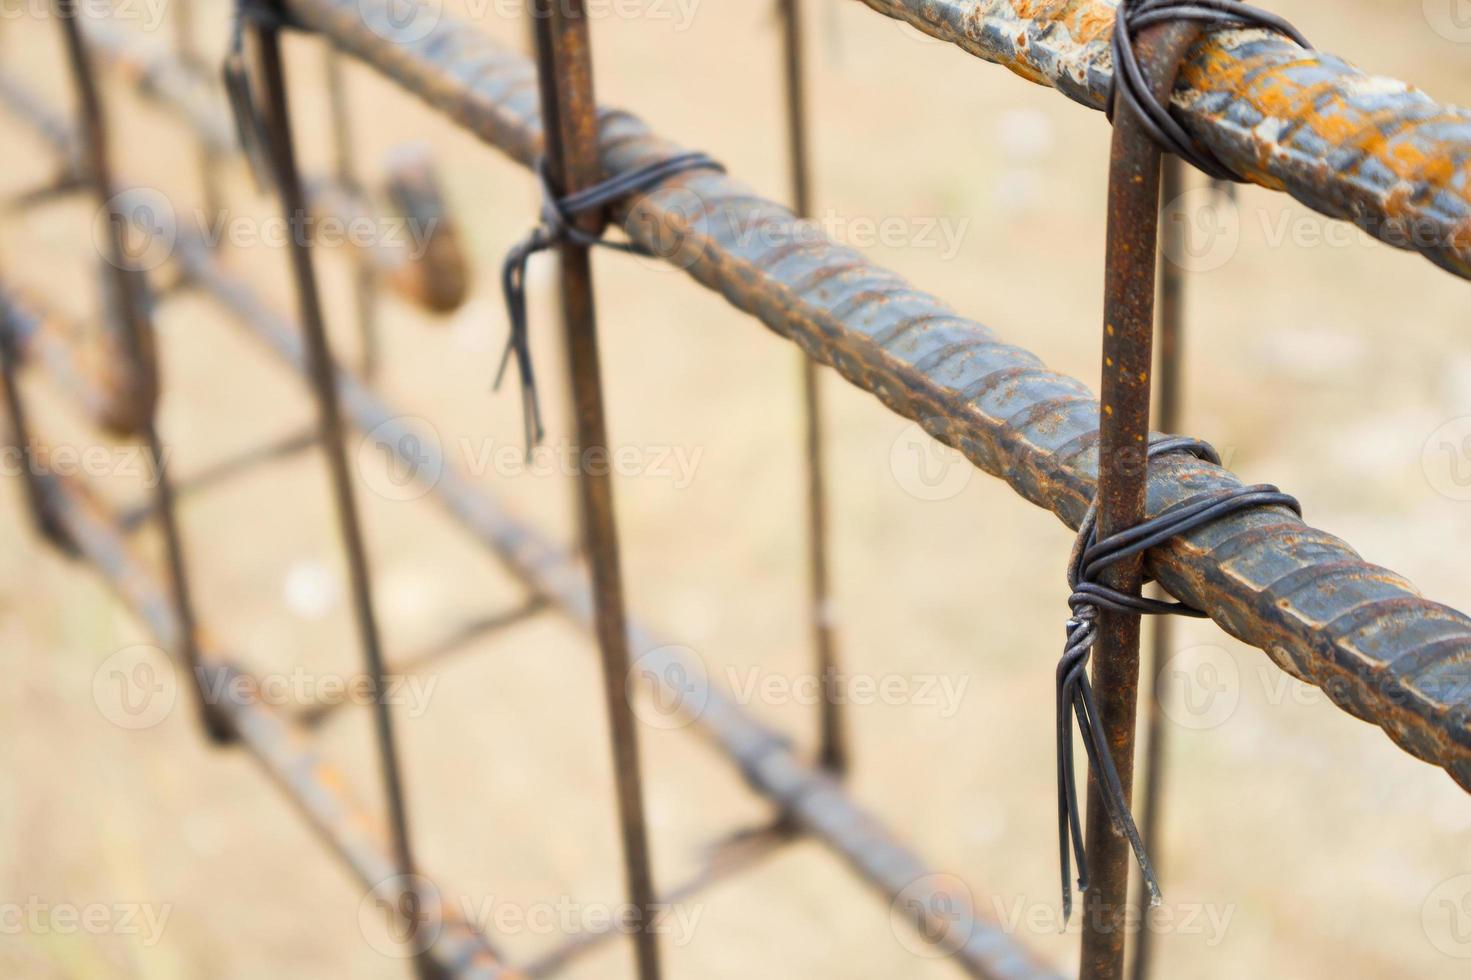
(851, 0, 1471, 282)
(246, 6, 423, 936)
(1130, 153, 1186, 980)
(54, 0, 233, 743)
(527, 3, 662, 977)
(1081, 21, 1201, 980)
(777, 0, 846, 778)
(13, 19, 1471, 793)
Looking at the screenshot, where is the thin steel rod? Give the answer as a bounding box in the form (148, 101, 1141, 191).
(321, 44, 381, 378)
(295, 598, 549, 727)
(1081, 24, 1200, 980)
(777, 0, 846, 777)
(54, 0, 232, 743)
(528, 4, 661, 977)
(1129, 154, 1186, 980)
(248, 13, 421, 907)
(118, 428, 319, 531)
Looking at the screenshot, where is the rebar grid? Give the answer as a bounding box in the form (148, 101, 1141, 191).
(0, 1, 1468, 979)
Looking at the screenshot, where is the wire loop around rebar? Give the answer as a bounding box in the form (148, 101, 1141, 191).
(498, 151, 723, 454)
(223, 0, 296, 190)
(1056, 435, 1300, 921)
(1108, 0, 1311, 181)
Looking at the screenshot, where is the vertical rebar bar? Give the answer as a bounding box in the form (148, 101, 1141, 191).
(1129, 153, 1186, 980)
(247, 12, 423, 945)
(528, 3, 661, 977)
(322, 45, 381, 379)
(1081, 23, 1199, 980)
(776, 0, 846, 777)
(55, 0, 233, 743)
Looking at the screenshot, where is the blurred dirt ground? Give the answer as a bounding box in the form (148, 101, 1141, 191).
(3, 0, 1471, 977)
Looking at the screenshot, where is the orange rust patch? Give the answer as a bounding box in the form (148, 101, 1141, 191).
(1012, 0, 1116, 45)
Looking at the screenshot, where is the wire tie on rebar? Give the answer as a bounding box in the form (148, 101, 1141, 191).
(222, 0, 293, 191)
(1056, 435, 1300, 922)
(1108, 0, 1311, 182)
(498, 151, 724, 457)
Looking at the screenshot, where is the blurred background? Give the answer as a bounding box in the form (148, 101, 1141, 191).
(2, 0, 1471, 976)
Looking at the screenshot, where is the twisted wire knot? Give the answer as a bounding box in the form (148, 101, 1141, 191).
(1108, 0, 1311, 182)
(222, 0, 296, 191)
(498, 151, 724, 455)
(1056, 435, 1301, 921)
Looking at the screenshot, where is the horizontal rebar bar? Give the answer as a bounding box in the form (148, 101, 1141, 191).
(852, 0, 1471, 281)
(273, 0, 1471, 793)
(15, 447, 512, 980)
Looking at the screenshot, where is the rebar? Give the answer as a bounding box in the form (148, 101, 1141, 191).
(54, 0, 233, 742)
(269, 0, 1471, 794)
(852, 0, 1471, 281)
(777, 0, 846, 777)
(528, 3, 661, 976)
(244, 3, 423, 940)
